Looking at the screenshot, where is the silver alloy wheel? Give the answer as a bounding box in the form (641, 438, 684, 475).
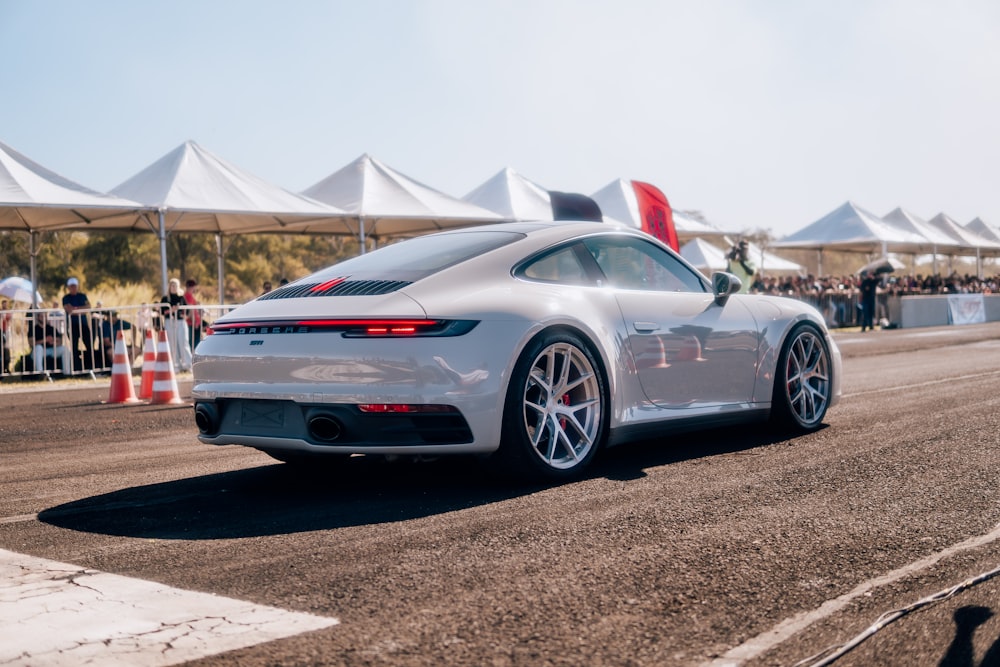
(521, 342, 602, 470)
(783, 328, 831, 428)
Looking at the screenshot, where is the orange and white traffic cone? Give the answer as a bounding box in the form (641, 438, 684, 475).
(150, 330, 184, 405)
(138, 328, 157, 400)
(105, 330, 141, 404)
(650, 335, 671, 368)
(676, 335, 706, 362)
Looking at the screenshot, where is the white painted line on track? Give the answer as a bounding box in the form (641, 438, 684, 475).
(0, 514, 37, 525)
(701, 522, 1000, 667)
(0, 549, 339, 666)
(842, 369, 1000, 399)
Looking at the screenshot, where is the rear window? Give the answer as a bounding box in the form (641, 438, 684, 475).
(303, 230, 523, 284)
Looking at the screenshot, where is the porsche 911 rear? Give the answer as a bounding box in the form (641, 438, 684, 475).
(192, 309, 523, 458)
(192, 229, 536, 460)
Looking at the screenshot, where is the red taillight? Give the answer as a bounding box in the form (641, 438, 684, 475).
(358, 404, 458, 414)
(328, 319, 465, 337)
(365, 325, 416, 335)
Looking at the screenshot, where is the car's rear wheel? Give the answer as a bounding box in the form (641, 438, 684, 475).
(771, 323, 832, 431)
(496, 331, 607, 481)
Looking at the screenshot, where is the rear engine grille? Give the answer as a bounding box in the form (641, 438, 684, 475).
(260, 279, 411, 299)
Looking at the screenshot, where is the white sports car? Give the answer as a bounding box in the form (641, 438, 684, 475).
(192, 221, 840, 480)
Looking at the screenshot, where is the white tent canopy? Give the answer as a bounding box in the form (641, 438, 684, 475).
(925, 212, 1000, 276)
(462, 167, 552, 220)
(967, 217, 1000, 243)
(926, 212, 1000, 253)
(112, 141, 351, 298)
(302, 154, 502, 245)
(589, 178, 727, 239)
(680, 237, 730, 271)
(882, 207, 960, 253)
(0, 141, 148, 305)
(772, 201, 929, 255)
(681, 237, 804, 276)
(112, 141, 348, 235)
(0, 140, 146, 231)
(590, 179, 639, 227)
(881, 206, 960, 276)
(672, 209, 730, 237)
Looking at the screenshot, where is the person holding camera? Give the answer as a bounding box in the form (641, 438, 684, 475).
(726, 240, 756, 294)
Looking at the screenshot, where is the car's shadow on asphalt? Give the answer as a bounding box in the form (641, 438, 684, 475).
(38, 424, 809, 540)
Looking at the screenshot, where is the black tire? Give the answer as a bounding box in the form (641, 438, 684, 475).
(771, 323, 832, 431)
(494, 330, 608, 481)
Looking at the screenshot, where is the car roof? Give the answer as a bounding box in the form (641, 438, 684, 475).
(432, 219, 641, 242)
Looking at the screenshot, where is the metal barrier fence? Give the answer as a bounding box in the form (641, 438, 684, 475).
(0, 303, 236, 382)
(794, 292, 890, 329)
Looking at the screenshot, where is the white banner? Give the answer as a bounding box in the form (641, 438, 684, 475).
(947, 294, 986, 325)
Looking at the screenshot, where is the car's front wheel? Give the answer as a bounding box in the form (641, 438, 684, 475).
(771, 323, 832, 431)
(496, 331, 607, 481)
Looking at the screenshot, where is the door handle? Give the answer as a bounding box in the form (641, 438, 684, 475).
(633, 322, 659, 333)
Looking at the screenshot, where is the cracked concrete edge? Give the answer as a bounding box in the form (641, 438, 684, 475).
(0, 548, 339, 666)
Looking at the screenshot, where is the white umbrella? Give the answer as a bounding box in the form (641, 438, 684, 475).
(0, 276, 43, 304)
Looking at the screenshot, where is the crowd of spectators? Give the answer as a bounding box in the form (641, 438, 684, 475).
(750, 272, 999, 298)
(748, 271, 999, 329)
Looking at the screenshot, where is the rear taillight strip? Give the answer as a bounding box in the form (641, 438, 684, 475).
(209, 319, 478, 338)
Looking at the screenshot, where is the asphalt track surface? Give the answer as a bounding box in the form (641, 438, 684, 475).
(2, 322, 999, 666)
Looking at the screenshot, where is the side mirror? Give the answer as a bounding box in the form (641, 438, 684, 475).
(711, 271, 742, 305)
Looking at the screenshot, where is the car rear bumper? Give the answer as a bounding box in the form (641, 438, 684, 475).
(194, 396, 496, 456)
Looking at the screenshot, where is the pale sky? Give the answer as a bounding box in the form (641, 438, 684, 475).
(1, 0, 998, 236)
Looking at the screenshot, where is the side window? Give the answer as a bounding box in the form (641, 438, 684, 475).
(519, 246, 591, 284)
(583, 236, 707, 293)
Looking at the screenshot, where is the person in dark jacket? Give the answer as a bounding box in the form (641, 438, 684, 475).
(62, 277, 93, 371)
(859, 270, 879, 332)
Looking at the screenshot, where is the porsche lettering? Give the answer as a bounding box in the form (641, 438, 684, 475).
(235, 326, 308, 335)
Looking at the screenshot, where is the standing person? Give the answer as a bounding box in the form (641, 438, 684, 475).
(261, 281, 273, 295)
(859, 270, 879, 332)
(725, 240, 756, 294)
(183, 278, 203, 349)
(62, 277, 93, 371)
(160, 278, 193, 371)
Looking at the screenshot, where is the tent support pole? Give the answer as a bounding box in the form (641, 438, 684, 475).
(359, 216, 367, 254)
(158, 209, 169, 296)
(216, 234, 226, 304)
(29, 230, 39, 308)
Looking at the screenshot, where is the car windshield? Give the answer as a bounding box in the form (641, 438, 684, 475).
(305, 230, 524, 283)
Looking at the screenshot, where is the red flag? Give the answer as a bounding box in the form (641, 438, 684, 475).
(631, 181, 678, 252)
